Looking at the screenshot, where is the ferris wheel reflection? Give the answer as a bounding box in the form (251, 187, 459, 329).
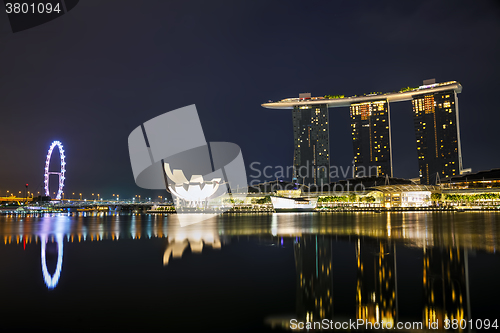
(40, 234, 64, 289)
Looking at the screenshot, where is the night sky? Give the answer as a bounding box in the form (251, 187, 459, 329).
(0, 0, 499, 199)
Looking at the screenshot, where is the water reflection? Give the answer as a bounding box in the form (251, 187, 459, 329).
(163, 221, 221, 265)
(295, 235, 334, 322)
(0, 212, 497, 331)
(1, 212, 498, 253)
(356, 238, 397, 326)
(40, 234, 63, 289)
(271, 236, 476, 331)
(423, 246, 470, 330)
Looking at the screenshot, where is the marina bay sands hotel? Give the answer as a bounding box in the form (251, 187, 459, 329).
(262, 79, 464, 185)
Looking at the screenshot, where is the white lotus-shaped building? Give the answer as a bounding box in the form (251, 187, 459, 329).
(164, 162, 223, 206)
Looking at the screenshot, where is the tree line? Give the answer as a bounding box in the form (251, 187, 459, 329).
(438, 193, 500, 202)
(318, 195, 375, 203)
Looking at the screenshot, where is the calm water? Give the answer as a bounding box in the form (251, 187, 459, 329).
(0, 212, 499, 332)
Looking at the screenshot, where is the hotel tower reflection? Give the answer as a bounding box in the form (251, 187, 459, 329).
(295, 235, 334, 322)
(356, 238, 397, 327)
(423, 246, 470, 330)
(0, 212, 497, 331)
(273, 236, 472, 331)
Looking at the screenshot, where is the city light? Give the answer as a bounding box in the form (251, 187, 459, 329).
(44, 141, 66, 200)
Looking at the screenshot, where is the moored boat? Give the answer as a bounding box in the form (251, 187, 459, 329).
(270, 196, 317, 212)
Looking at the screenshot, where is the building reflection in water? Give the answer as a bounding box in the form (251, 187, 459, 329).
(294, 235, 333, 322)
(270, 237, 473, 331)
(423, 246, 470, 330)
(356, 238, 397, 327)
(0, 211, 493, 324)
(38, 215, 71, 289)
(163, 222, 221, 265)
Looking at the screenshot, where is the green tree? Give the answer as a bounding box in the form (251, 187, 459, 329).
(364, 196, 376, 203)
(252, 196, 271, 204)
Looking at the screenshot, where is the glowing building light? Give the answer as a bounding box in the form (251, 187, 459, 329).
(44, 141, 66, 200)
(41, 234, 64, 289)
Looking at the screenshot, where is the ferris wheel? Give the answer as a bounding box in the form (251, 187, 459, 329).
(44, 141, 66, 200)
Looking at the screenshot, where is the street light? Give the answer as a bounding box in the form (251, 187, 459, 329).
(80, 193, 82, 200)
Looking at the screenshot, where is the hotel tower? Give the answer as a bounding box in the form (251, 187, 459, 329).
(350, 99, 393, 178)
(292, 93, 330, 187)
(412, 83, 463, 184)
(262, 80, 464, 186)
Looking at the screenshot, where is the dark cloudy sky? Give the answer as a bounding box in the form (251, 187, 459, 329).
(0, 0, 499, 199)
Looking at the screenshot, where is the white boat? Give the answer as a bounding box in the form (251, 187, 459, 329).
(270, 196, 317, 212)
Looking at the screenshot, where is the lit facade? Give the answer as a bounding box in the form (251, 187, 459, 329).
(383, 191, 432, 208)
(412, 90, 463, 184)
(292, 103, 330, 186)
(350, 100, 393, 177)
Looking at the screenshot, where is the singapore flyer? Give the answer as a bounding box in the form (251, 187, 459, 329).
(44, 141, 66, 200)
